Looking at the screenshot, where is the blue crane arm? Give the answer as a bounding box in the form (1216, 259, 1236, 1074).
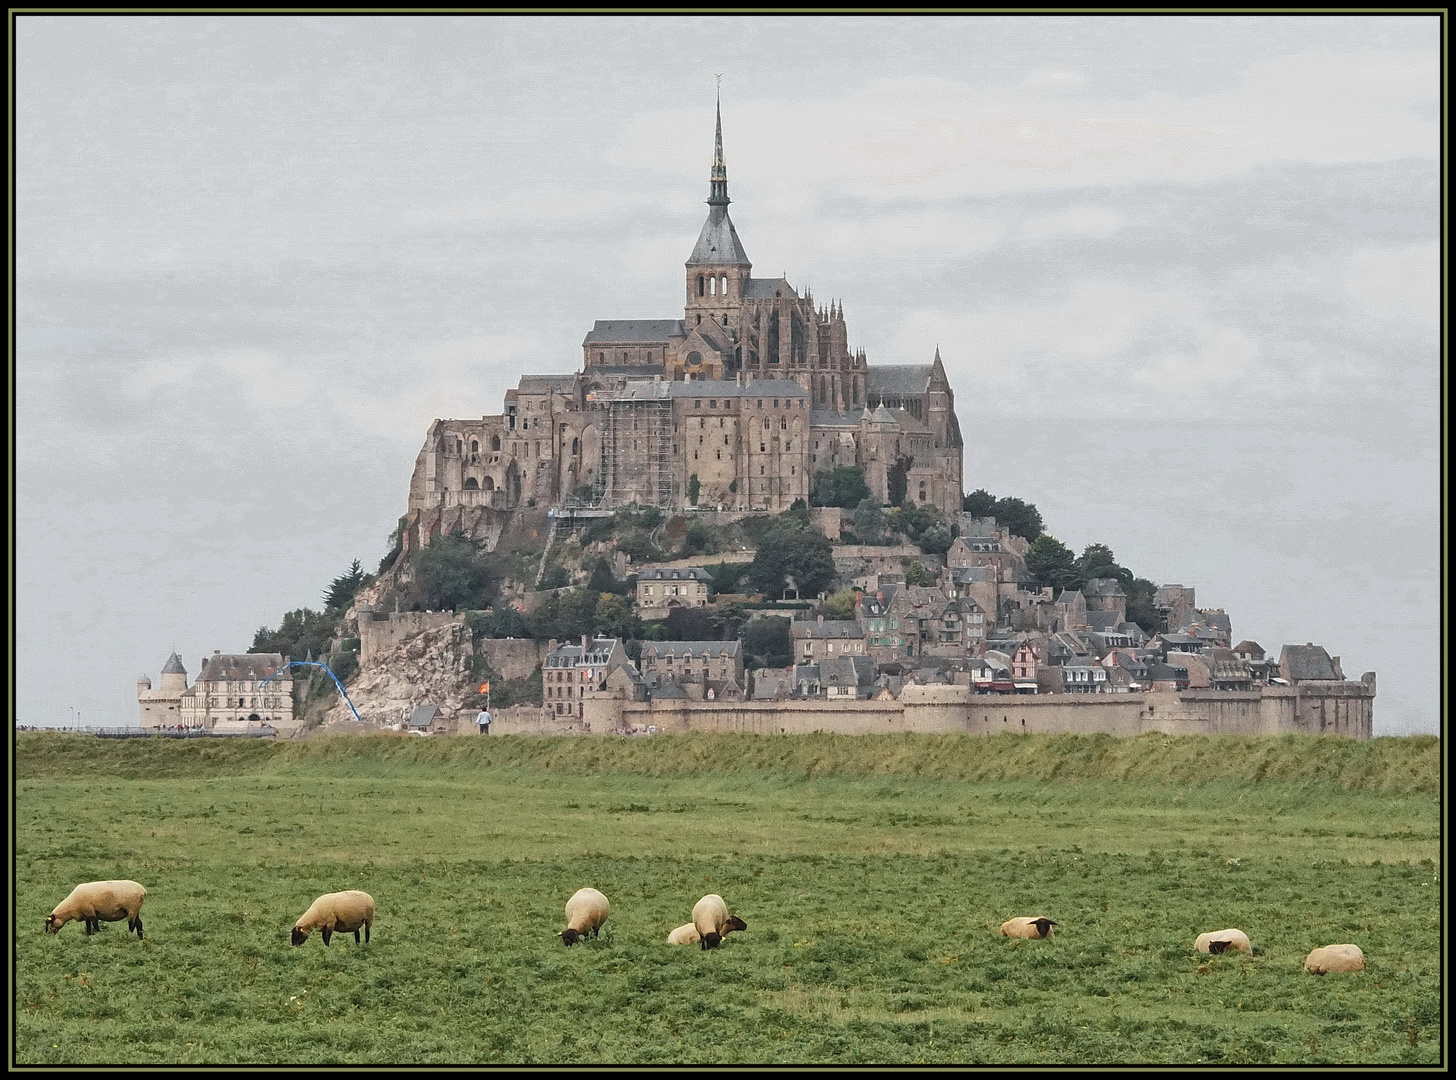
(260, 661, 365, 725)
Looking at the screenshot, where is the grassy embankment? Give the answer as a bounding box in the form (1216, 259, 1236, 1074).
(15, 731, 1440, 1065)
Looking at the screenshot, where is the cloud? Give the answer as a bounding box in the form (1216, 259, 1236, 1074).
(1132, 325, 1254, 390)
(1020, 205, 1121, 240)
(619, 49, 1437, 202)
(1345, 241, 1439, 323)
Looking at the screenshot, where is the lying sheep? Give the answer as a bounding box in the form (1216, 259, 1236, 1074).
(560, 888, 610, 946)
(1000, 916, 1057, 939)
(1304, 944, 1365, 974)
(1194, 929, 1252, 955)
(45, 880, 147, 939)
(291, 891, 374, 946)
(691, 894, 747, 950)
(667, 916, 747, 945)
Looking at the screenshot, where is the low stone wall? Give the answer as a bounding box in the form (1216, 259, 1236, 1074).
(475, 637, 548, 681)
(358, 609, 465, 666)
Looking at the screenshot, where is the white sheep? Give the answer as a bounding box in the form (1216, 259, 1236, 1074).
(1000, 916, 1057, 939)
(1194, 928, 1252, 955)
(667, 917, 747, 945)
(291, 891, 375, 946)
(560, 888, 610, 946)
(45, 880, 147, 939)
(1304, 944, 1365, 974)
(691, 894, 747, 950)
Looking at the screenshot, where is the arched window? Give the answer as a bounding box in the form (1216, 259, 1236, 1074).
(781, 416, 788, 430)
(919, 481, 928, 501)
(710, 277, 717, 296)
(471, 440, 478, 453)
(571, 437, 580, 455)
(463, 477, 479, 490)
(698, 275, 705, 297)
(492, 435, 501, 451)
(721, 275, 728, 296)
(722, 314, 728, 326)
(483, 476, 495, 491)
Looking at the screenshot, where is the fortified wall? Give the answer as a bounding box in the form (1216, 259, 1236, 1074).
(565, 679, 1375, 739)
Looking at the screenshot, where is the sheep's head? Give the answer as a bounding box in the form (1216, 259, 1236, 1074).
(44, 914, 61, 934)
(702, 931, 722, 949)
(561, 928, 580, 946)
(291, 927, 308, 946)
(1208, 939, 1232, 955)
(725, 916, 748, 933)
(1032, 918, 1057, 938)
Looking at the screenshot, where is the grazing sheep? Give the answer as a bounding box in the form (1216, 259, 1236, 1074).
(1000, 916, 1057, 939)
(45, 880, 147, 939)
(1194, 929, 1252, 955)
(560, 888, 610, 946)
(667, 917, 747, 945)
(691, 894, 747, 950)
(291, 891, 374, 946)
(1304, 944, 1365, 974)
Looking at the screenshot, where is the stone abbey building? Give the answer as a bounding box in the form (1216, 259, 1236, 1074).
(407, 100, 964, 539)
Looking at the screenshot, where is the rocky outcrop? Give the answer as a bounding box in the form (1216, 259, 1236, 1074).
(322, 618, 476, 729)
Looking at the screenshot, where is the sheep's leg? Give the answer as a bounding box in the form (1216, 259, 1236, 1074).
(365, 923, 370, 943)
(354, 929, 361, 944)
(322, 927, 332, 946)
(85, 918, 95, 936)
(135, 917, 144, 940)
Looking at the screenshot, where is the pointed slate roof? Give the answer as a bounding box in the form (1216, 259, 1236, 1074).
(687, 93, 752, 267)
(161, 651, 187, 675)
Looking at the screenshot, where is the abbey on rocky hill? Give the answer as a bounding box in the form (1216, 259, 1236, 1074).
(408, 97, 964, 530)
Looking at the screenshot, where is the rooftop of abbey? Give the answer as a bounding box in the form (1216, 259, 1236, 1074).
(408, 96, 963, 524)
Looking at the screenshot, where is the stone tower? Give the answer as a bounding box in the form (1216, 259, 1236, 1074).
(160, 651, 188, 694)
(684, 91, 752, 341)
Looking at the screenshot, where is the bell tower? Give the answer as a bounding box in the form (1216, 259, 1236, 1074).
(685, 89, 751, 334)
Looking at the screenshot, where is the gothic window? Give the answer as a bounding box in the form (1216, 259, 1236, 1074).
(464, 477, 479, 490)
(698, 275, 705, 297)
(721, 275, 728, 295)
(780, 417, 787, 430)
(598, 352, 604, 364)
(688, 351, 703, 368)
(572, 437, 580, 455)
(471, 440, 478, 453)
(710, 277, 717, 296)
(722, 314, 728, 326)
(491, 435, 501, 451)
(483, 476, 496, 491)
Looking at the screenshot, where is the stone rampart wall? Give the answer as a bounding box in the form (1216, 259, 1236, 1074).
(359, 610, 465, 666)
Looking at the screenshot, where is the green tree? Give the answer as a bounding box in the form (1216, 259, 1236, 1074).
(962, 488, 997, 517)
(1026, 535, 1078, 590)
(586, 557, 628, 596)
(707, 561, 746, 595)
(822, 589, 859, 620)
(251, 608, 336, 662)
(740, 616, 793, 668)
(687, 474, 701, 506)
(851, 498, 890, 544)
(679, 519, 716, 558)
(811, 465, 872, 508)
(594, 593, 640, 641)
(1125, 577, 1161, 635)
(904, 559, 933, 587)
(412, 530, 499, 612)
(749, 522, 836, 599)
(1075, 543, 1134, 593)
(887, 456, 912, 507)
(918, 524, 953, 556)
(324, 558, 368, 613)
(993, 496, 1043, 542)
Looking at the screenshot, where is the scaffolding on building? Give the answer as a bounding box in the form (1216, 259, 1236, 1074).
(594, 381, 676, 509)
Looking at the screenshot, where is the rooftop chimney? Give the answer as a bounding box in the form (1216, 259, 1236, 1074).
(817, 614, 825, 625)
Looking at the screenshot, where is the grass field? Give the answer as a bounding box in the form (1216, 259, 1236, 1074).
(14, 732, 1442, 1065)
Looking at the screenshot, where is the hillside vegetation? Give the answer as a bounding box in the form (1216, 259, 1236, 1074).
(16, 731, 1439, 794)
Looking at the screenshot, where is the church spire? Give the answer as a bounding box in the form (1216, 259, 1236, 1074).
(708, 83, 729, 208)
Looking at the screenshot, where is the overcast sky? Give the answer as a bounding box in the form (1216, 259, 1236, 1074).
(16, 15, 1440, 733)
